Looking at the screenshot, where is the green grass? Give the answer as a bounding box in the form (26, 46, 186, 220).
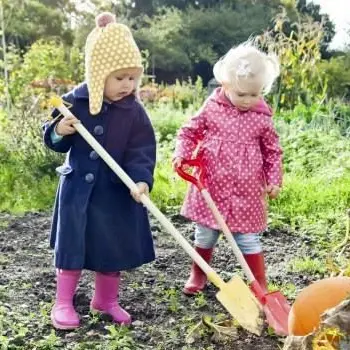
(269, 173, 350, 245)
(288, 257, 327, 275)
(151, 141, 187, 211)
(268, 282, 297, 299)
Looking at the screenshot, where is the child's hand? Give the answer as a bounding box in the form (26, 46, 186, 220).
(266, 185, 280, 199)
(172, 157, 184, 170)
(131, 182, 149, 202)
(55, 115, 80, 136)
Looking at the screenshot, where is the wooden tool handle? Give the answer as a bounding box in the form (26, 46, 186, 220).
(51, 98, 224, 289)
(201, 189, 256, 283)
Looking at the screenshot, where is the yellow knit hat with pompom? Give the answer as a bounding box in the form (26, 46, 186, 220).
(85, 12, 143, 115)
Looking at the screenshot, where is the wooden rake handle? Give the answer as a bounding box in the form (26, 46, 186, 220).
(49, 96, 225, 289)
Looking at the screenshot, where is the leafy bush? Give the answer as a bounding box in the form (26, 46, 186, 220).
(319, 54, 350, 100)
(0, 96, 63, 212)
(277, 101, 350, 137)
(4, 40, 84, 105)
(151, 140, 187, 211)
(0, 148, 59, 213)
(148, 103, 194, 142)
(142, 77, 206, 111)
(280, 123, 350, 175)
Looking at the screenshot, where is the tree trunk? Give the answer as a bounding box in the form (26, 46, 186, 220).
(0, 1, 11, 113)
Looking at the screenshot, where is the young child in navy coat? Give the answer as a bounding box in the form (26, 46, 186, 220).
(43, 12, 156, 330)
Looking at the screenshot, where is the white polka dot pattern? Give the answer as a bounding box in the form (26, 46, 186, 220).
(85, 23, 143, 115)
(174, 88, 283, 233)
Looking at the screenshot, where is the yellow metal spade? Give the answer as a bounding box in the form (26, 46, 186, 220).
(49, 96, 264, 335)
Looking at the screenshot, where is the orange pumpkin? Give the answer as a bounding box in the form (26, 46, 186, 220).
(288, 276, 350, 336)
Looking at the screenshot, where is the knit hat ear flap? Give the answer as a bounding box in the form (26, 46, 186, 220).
(85, 12, 143, 115)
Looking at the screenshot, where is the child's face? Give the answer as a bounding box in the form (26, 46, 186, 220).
(223, 78, 263, 111)
(104, 68, 141, 102)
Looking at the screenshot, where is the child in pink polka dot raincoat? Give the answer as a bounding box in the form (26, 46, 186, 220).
(173, 40, 283, 295)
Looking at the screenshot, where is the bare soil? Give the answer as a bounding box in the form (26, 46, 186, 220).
(0, 212, 322, 349)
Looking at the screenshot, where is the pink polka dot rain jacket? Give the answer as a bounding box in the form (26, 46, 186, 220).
(174, 87, 283, 233)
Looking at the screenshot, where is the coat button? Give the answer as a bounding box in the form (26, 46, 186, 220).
(85, 173, 94, 183)
(89, 150, 99, 160)
(93, 125, 104, 136)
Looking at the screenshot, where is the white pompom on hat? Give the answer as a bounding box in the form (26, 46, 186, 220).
(85, 11, 143, 115)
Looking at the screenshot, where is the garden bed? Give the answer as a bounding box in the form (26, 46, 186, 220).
(0, 212, 323, 349)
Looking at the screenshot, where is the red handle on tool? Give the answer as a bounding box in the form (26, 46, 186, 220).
(175, 158, 206, 191)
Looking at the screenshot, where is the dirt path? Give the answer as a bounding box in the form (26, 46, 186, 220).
(0, 212, 320, 349)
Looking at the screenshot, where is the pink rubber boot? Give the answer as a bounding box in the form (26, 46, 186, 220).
(90, 272, 131, 325)
(51, 269, 81, 330)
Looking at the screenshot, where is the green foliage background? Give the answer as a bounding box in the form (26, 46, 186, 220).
(0, 0, 349, 247)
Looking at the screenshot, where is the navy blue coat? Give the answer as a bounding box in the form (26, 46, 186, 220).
(43, 83, 156, 272)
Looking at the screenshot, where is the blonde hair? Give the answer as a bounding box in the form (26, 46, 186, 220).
(213, 39, 280, 95)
